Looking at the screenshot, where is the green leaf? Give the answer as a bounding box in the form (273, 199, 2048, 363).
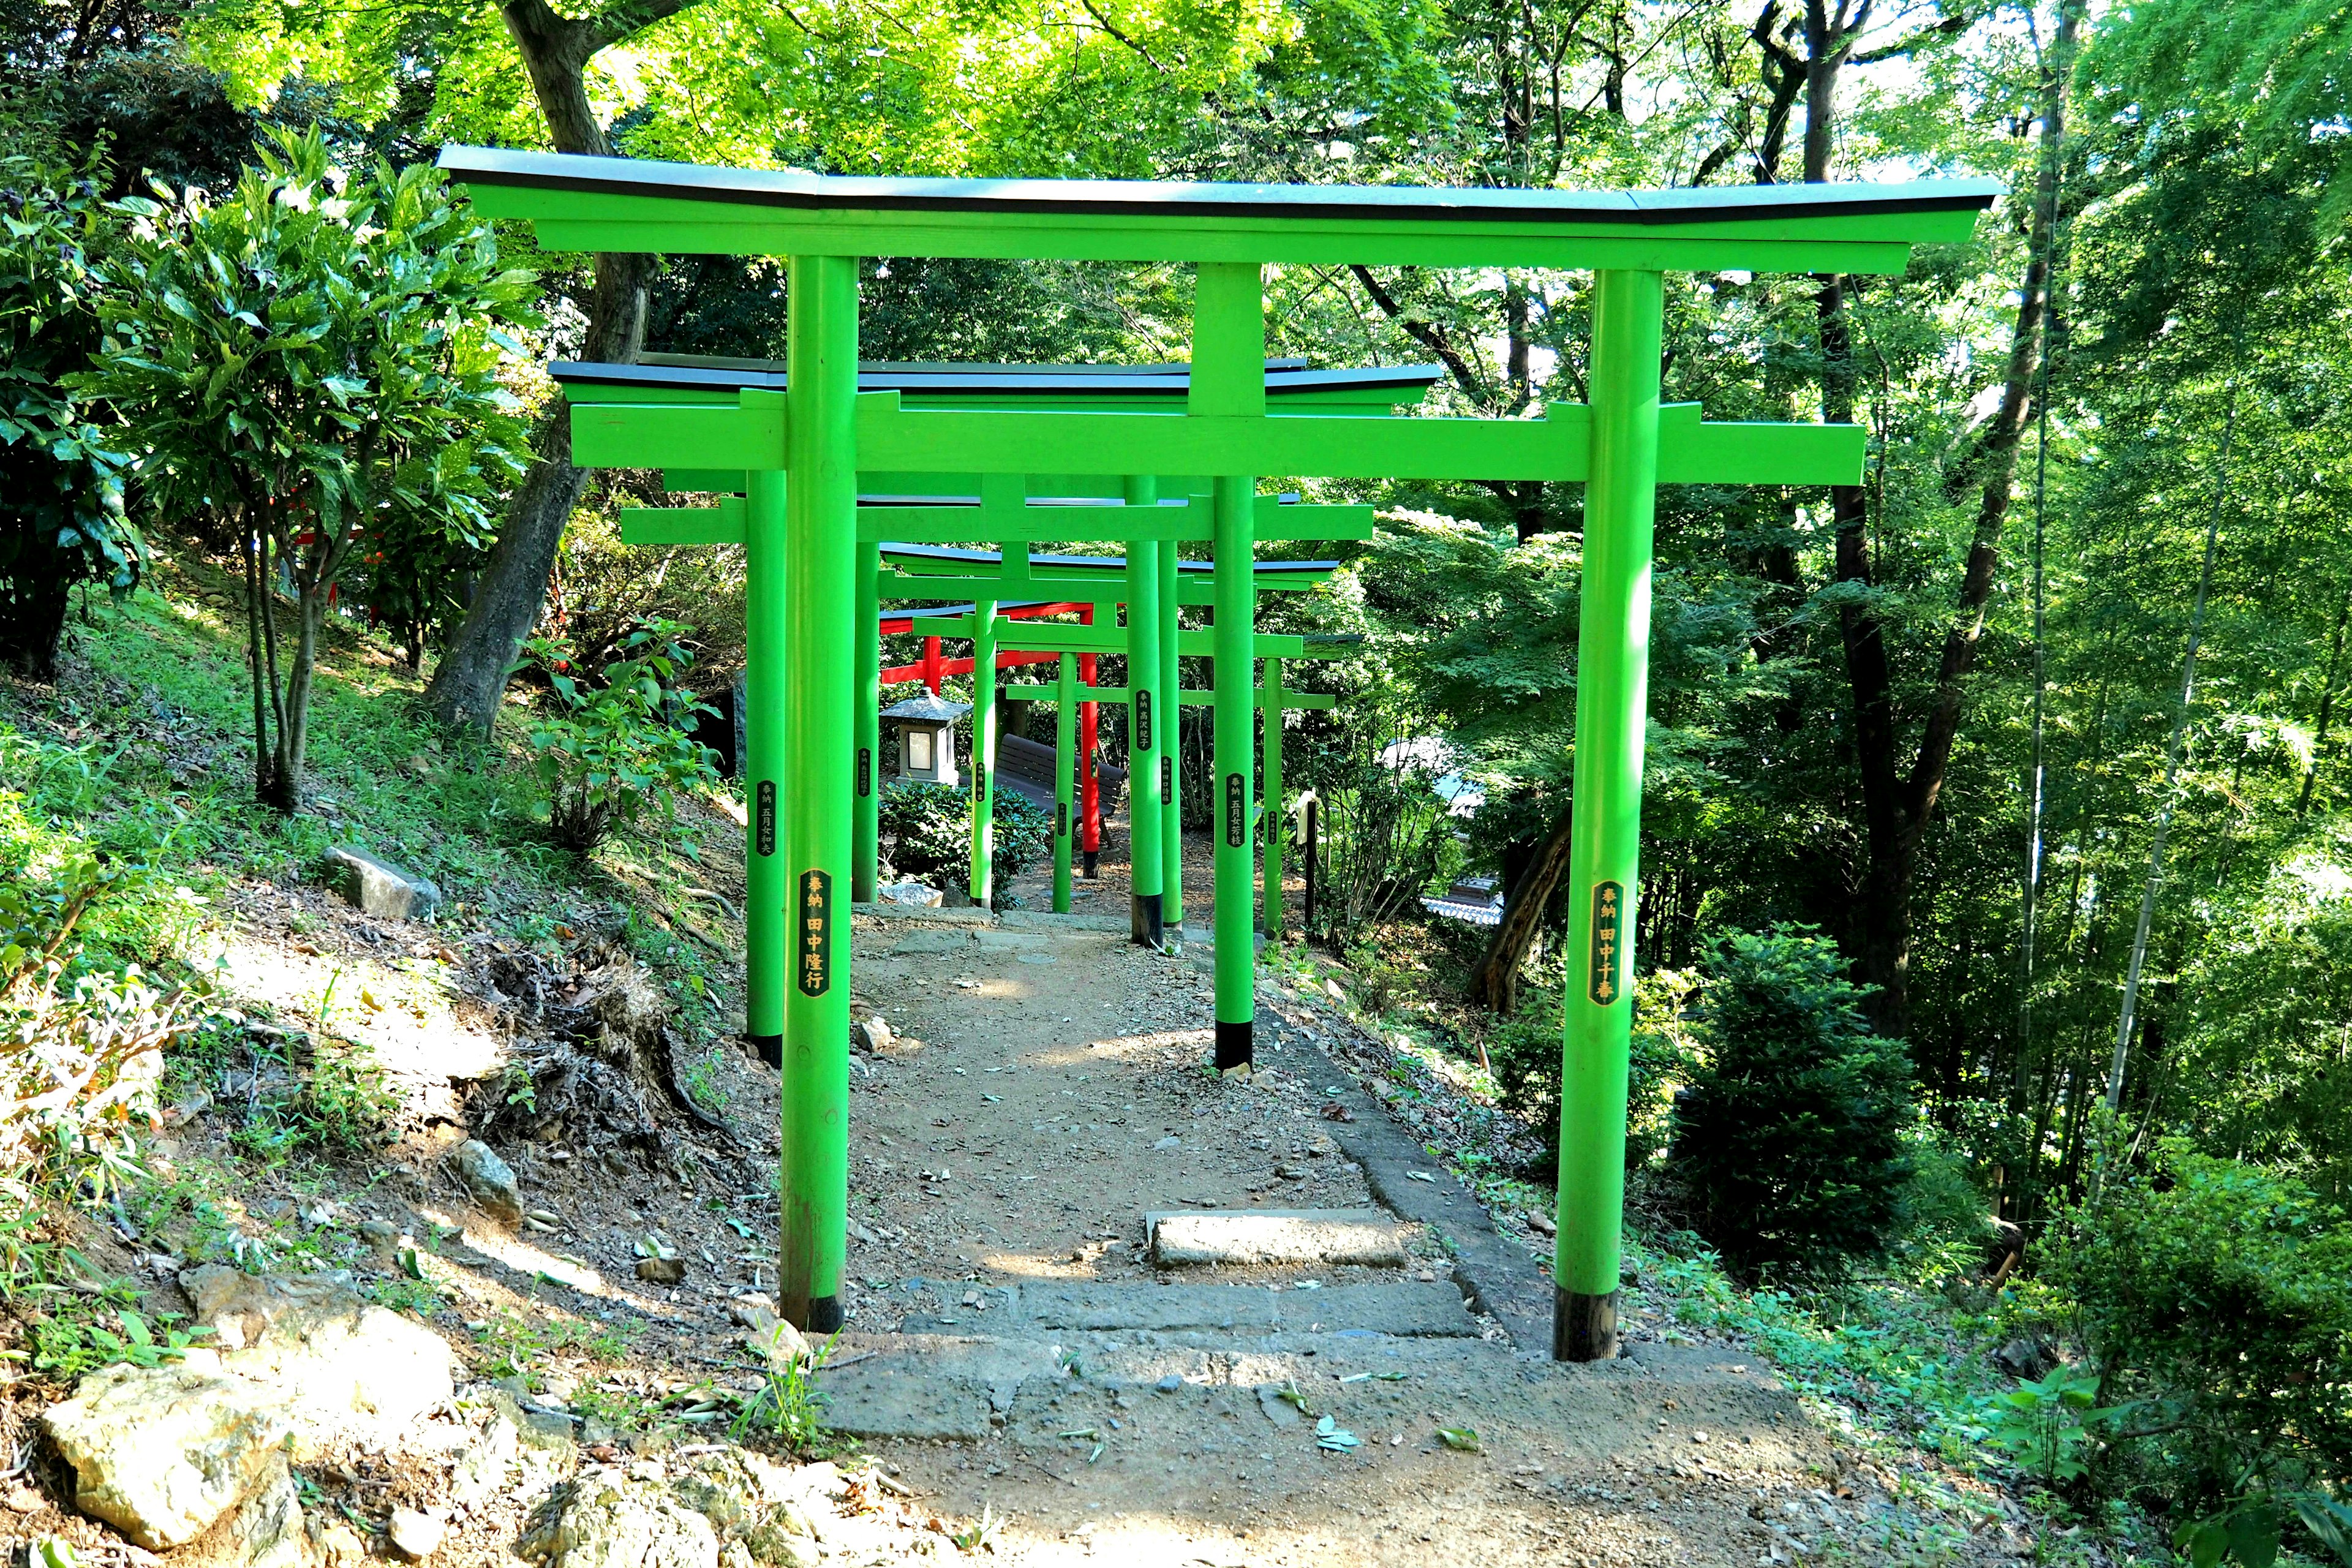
(1436, 1427, 1481, 1452)
(2225, 1507, 2280, 1568)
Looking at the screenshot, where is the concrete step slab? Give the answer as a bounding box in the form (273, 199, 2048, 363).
(897, 1280, 1480, 1338)
(1146, 1208, 1407, 1267)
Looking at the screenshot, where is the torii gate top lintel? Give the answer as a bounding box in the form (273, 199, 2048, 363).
(444, 145, 1996, 272)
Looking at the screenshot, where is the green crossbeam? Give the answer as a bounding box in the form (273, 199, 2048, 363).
(579, 400, 1863, 486)
(858, 500, 1373, 544)
(618, 498, 1372, 548)
(873, 572, 1325, 602)
(998, 684, 1335, 710)
(995, 684, 1133, 701)
(1176, 688, 1336, 708)
(905, 617, 1321, 659)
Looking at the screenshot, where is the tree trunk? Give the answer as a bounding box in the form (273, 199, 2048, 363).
(1466, 799, 1575, 1012)
(418, 0, 679, 733)
(1819, 1, 2077, 1035)
(2298, 577, 2352, 814)
(0, 560, 73, 682)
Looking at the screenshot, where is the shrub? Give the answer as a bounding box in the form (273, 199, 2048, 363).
(2046, 1139, 2352, 1521)
(2, 851, 183, 1206)
(876, 779, 1049, 894)
(80, 126, 536, 809)
(1488, 968, 1697, 1177)
(0, 157, 136, 682)
(517, 619, 720, 854)
(1665, 924, 1912, 1284)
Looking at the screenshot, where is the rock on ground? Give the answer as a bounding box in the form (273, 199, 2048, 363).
(320, 845, 442, 921)
(388, 1506, 448, 1561)
(222, 1455, 309, 1568)
(518, 1451, 840, 1568)
(179, 1266, 456, 1457)
(445, 1138, 524, 1226)
(41, 1364, 292, 1550)
(42, 1268, 456, 1552)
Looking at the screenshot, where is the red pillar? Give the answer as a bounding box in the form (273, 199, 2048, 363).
(1078, 606, 1101, 870)
(922, 636, 942, 695)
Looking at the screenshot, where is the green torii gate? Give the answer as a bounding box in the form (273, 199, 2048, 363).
(877, 562, 1342, 921)
(1174, 657, 1335, 940)
(573, 352, 1416, 951)
(1009, 660, 1338, 930)
(466, 148, 1994, 1358)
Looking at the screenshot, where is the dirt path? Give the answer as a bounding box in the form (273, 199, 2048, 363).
(42, 892, 2026, 1568)
(818, 911, 1896, 1568)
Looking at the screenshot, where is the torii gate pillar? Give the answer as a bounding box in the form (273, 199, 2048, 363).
(1550, 269, 1663, 1362)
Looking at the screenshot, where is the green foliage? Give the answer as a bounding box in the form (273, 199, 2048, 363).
(876, 777, 1049, 892)
(0, 156, 137, 680)
(1667, 926, 1912, 1284)
(1, 776, 186, 1220)
(731, 1333, 842, 1457)
(1976, 1365, 2114, 1487)
(1640, 1232, 2008, 1476)
(470, 1308, 639, 1385)
(78, 125, 536, 806)
(517, 619, 720, 855)
(2046, 1140, 2352, 1519)
(28, 1303, 211, 1381)
(1488, 968, 1696, 1175)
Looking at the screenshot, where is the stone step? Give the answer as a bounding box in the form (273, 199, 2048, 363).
(810, 1325, 1510, 1443)
(900, 1280, 1480, 1339)
(1147, 1208, 1408, 1267)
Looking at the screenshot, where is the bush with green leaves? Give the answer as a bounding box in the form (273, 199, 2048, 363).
(0, 157, 135, 681)
(2046, 1139, 2352, 1535)
(876, 778, 1049, 895)
(518, 620, 720, 854)
(1665, 924, 1912, 1284)
(1488, 968, 1697, 1177)
(79, 126, 536, 810)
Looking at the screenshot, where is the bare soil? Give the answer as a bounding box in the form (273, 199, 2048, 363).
(9, 889, 2037, 1568)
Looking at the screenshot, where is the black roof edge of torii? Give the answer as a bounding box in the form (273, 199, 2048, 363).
(546, 355, 1447, 399)
(442, 145, 2001, 228)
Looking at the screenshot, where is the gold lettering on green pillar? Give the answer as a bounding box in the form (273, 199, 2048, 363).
(797, 870, 832, 997)
(1588, 880, 1624, 1006)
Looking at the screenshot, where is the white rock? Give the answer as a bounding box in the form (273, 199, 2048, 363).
(42, 1364, 291, 1548)
(745, 1318, 809, 1373)
(388, 1506, 447, 1561)
(314, 1518, 369, 1566)
(208, 1301, 456, 1459)
(520, 1471, 723, 1568)
(449, 1413, 519, 1510)
(322, 845, 442, 921)
(224, 1455, 308, 1568)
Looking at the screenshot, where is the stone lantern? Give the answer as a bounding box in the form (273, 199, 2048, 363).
(879, 692, 971, 786)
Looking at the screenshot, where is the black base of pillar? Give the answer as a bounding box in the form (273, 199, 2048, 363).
(1082, 851, 1099, 877)
(1551, 1286, 1619, 1362)
(805, 1295, 843, 1335)
(1215, 1019, 1253, 1071)
(1132, 892, 1164, 948)
(749, 1033, 783, 1069)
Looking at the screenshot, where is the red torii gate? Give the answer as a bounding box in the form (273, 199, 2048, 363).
(879, 601, 1109, 871)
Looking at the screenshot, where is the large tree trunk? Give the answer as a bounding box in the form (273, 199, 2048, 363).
(1466, 799, 1575, 1012)
(418, 0, 684, 733)
(1811, 0, 2076, 1034)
